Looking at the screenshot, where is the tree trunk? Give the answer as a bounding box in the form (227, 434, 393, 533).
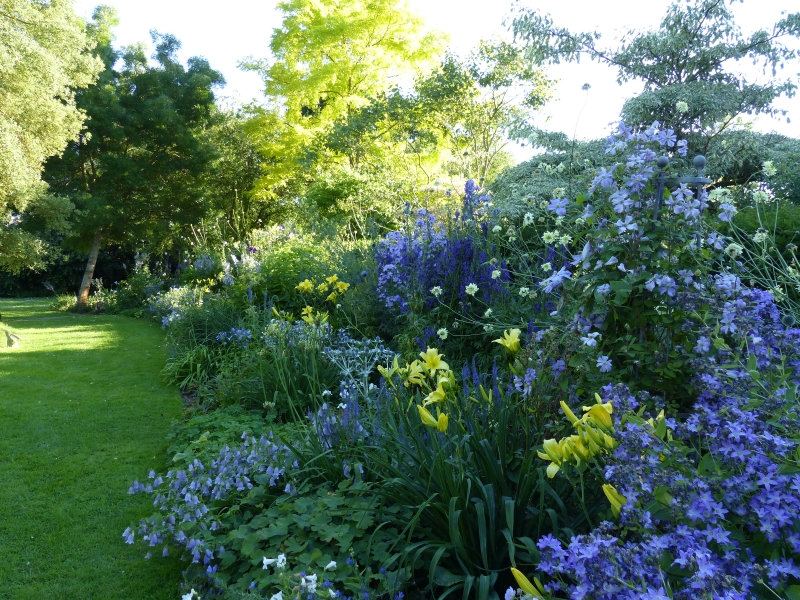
(77, 229, 103, 307)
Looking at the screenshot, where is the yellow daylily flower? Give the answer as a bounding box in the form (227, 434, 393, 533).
(437, 412, 449, 433)
(403, 360, 425, 387)
(423, 382, 447, 407)
(493, 328, 521, 353)
(585, 404, 613, 429)
(326, 275, 339, 284)
(326, 292, 338, 303)
(417, 405, 438, 428)
(296, 279, 314, 293)
(317, 283, 329, 293)
(335, 281, 350, 293)
(419, 348, 449, 374)
(537, 438, 563, 464)
(301, 306, 314, 316)
(510, 568, 542, 598)
(602, 483, 627, 517)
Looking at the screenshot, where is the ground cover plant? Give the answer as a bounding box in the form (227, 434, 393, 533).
(0, 298, 184, 599)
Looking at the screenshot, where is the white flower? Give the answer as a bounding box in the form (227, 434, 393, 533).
(574, 217, 585, 226)
(182, 590, 198, 600)
(484, 308, 493, 318)
(539, 200, 549, 209)
(263, 557, 277, 569)
(552, 187, 566, 198)
(554, 216, 564, 226)
(301, 574, 318, 594)
(559, 234, 572, 246)
(329, 590, 338, 599)
(492, 225, 502, 233)
(518, 286, 530, 297)
(465, 283, 479, 296)
(437, 328, 449, 340)
(276, 553, 286, 568)
(321, 389, 332, 397)
(752, 190, 771, 204)
(337, 403, 347, 410)
(325, 560, 337, 571)
(725, 243, 744, 258)
(492, 269, 502, 279)
(580, 332, 602, 347)
(752, 229, 769, 244)
(430, 286, 443, 298)
(522, 213, 534, 227)
(483, 324, 492, 332)
(270, 593, 283, 600)
(542, 230, 559, 244)
(676, 100, 689, 113)
(763, 160, 777, 176)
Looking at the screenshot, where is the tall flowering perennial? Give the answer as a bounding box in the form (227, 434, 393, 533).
(531, 121, 750, 404)
(374, 181, 508, 313)
(378, 347, 455, 433)
(530, 280, 800, 598)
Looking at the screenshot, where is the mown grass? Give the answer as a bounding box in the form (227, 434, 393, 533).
(0, 299, 184, 599)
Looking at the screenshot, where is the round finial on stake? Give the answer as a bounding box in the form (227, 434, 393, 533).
(693, 155, 707, 170)
(657, 156, 670, 169)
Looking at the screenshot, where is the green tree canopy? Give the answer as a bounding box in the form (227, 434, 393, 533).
(43, 6, 224, 304)
(240, 0, 443, 196)
(511, 0, 800, 165)
(0, 0, 102, 272)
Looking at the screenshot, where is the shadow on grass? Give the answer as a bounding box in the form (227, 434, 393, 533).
(0, 300, 185, 600)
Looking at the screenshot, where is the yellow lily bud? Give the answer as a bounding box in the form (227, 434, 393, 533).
(417, 405, 438, 428)
(325, 292, 338, 303)
(566, 436, 590, 462)
(510, 568, 542, 598)
(560, 401, 580, 425)
(437, 413, 449, 433)
(602, 483, 627, 517)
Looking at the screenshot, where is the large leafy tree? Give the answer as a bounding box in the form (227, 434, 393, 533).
(511, 0, 800, 176)
(323, 44, 552, 187)
(241, 0, 442, 197)
(43, 6, 224, 305)
(0, 0, 101, 273)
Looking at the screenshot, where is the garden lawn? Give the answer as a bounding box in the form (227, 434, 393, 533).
(0, 299, 184, 599)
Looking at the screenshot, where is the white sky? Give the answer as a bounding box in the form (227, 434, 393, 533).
(71, 0, 800, 161)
